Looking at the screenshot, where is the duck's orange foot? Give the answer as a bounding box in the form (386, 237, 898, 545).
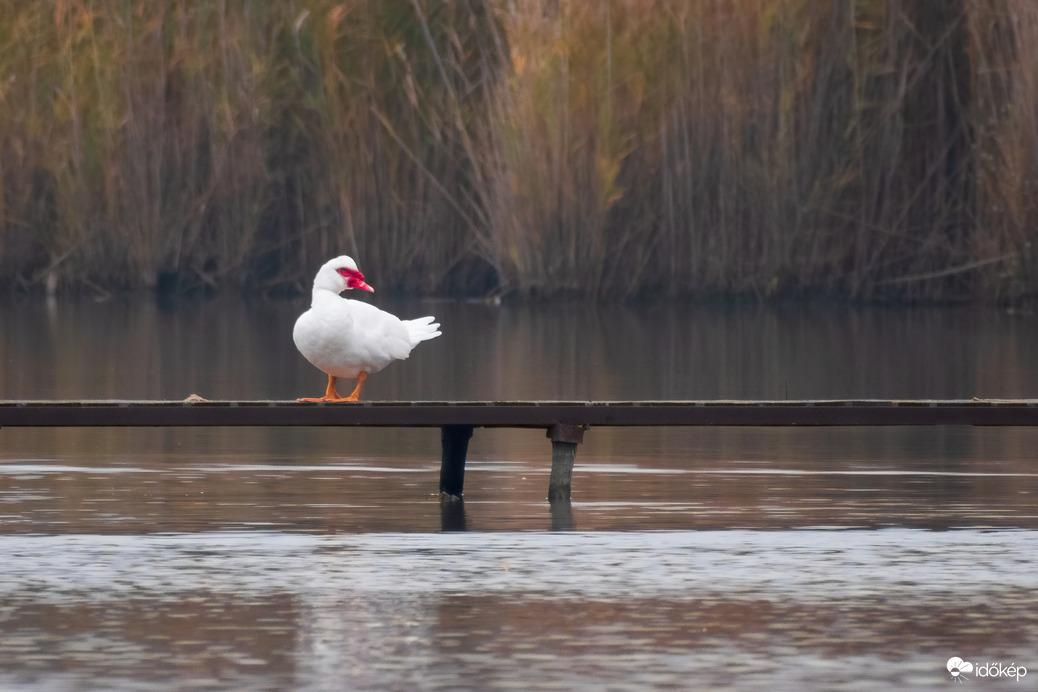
(342, 372, 366, 402)
(297, 372, 366, 403)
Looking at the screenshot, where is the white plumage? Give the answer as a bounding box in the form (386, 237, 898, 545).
(293, 256, 441, 401)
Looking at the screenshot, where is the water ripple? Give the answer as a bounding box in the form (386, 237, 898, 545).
(2, 529, 1035, 603)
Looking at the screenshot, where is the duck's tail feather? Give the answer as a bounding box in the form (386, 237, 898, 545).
(404, 315, 442, 346)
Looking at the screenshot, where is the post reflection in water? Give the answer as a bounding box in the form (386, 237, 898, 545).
(2, 297, 1038, 689)
(440, 498, 468, 532)
(549, 500, 575, 531)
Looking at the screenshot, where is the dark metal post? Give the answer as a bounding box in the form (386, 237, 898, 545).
(547, 423, 586, 502)
(440, 425, 474, 500)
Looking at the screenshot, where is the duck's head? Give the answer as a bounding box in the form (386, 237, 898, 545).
(313, 255, 374, 293)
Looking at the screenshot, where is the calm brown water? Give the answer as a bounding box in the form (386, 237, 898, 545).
(2, 296, 1038, 689)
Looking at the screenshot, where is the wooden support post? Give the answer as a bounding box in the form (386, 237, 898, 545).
(440, 425, 473, 500)
(547, 423, 585, 502)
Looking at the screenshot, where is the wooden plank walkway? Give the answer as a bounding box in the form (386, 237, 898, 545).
(4, 398, 1038, 427)
(3, 399, 1038, 501)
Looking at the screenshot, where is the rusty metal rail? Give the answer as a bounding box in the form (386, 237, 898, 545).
(3, 399, 1038, 501)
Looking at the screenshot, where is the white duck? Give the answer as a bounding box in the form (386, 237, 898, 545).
(293, 256, 441, 402)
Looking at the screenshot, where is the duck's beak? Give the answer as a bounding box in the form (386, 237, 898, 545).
(340, 267, 375, 292)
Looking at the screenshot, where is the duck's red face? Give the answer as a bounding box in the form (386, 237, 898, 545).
(336, 266, 374, 292)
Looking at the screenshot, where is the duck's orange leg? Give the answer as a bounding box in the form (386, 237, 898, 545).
(298, 372, 367, 403)
(298, 374, 343, 402)
(343, 371, 367, 402)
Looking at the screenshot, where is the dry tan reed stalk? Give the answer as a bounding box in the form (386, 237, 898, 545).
(0, 0, 1035, 301)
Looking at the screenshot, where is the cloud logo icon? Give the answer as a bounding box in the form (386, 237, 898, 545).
(947, 657, 974, 681)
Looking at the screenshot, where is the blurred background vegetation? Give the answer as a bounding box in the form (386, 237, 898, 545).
(0, 0, 1036, 301)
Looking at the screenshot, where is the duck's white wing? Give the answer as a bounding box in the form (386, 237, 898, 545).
(346, 299, 418, 366)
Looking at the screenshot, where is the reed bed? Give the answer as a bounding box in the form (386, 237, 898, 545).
(0, 0, 1036, 301)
